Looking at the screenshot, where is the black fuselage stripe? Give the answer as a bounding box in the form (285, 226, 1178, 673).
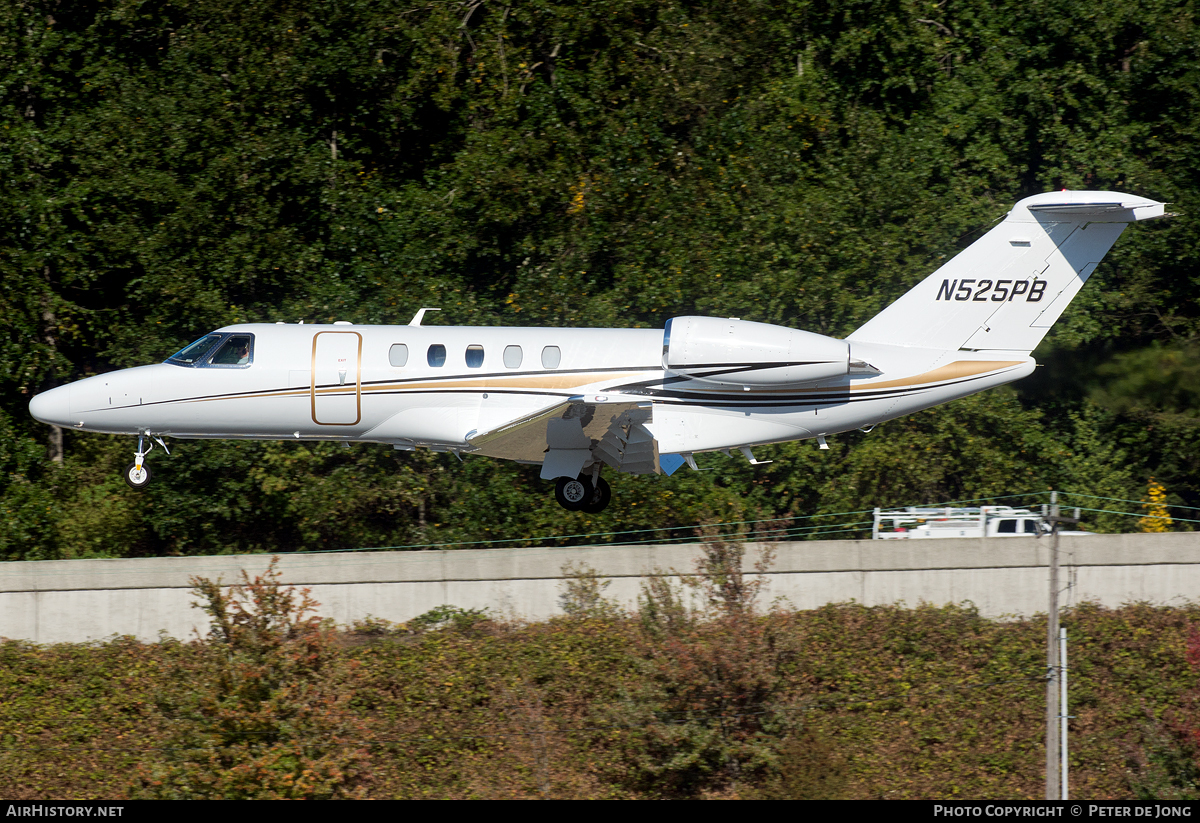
(86, 368, 1011, 416)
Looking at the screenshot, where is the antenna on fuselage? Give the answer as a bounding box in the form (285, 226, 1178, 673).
(408, 307, 441, 326)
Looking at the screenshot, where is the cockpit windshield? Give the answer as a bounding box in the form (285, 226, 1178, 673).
(165, 333, 255, 368)
(166, 334, 223, 366)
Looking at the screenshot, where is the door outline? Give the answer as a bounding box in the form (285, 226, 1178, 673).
(311, 331, 363, 426)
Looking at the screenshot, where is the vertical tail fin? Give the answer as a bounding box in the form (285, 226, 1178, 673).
(848, 191, 1166, 354)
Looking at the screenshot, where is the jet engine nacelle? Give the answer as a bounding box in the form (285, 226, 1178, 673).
(662, 316, 849, 388)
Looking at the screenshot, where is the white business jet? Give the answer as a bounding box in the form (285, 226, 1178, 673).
(29, 191, 1166, 512)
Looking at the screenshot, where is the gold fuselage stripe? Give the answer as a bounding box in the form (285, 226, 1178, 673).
(848, 360, 1023, 391)
(161, 360, 1023, 408)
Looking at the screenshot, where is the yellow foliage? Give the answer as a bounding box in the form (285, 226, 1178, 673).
(1139, 478, 1173, 533)
(567, 175, 588, 215)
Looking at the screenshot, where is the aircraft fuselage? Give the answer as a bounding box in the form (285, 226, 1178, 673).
(28, 190, 1167, 510)
(31, 321, 1031, 455)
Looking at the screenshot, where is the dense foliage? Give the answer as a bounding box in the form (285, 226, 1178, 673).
(2, 556, 1200, 799)
(138, 561, 370, 798)
(3, 0, 1200, 558)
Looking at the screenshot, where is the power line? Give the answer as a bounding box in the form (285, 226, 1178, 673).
(1057, 491, 1200, 514)
(1073, 505, 1200, 525)
(304, 508, 877, 554)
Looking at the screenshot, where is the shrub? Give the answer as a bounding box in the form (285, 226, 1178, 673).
(135, 559, 371, 799)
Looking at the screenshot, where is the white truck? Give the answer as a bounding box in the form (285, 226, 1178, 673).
(871, 505, 1089, 539)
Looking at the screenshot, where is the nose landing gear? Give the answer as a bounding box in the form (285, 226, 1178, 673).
(124, 433, 169, 490)
(125, 461, 152, 489)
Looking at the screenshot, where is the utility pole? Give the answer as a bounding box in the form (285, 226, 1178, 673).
(1042, 491, 1079, 800)
(1061, 626, 1069, 800)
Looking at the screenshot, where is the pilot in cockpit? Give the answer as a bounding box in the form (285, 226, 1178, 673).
(206, 335, 253, 366)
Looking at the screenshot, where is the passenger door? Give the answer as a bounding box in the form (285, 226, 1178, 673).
(311, 331, 362, 425)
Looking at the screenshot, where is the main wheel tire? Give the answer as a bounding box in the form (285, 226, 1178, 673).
(580, 476, 612, 514)
(125, 461, 152, 490)
(555, 476, 593, 511)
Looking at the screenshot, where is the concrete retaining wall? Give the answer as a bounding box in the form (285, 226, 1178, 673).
(1, 532, 1198, 643)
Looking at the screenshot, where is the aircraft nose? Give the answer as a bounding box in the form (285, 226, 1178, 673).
(28, 384, 74, 428)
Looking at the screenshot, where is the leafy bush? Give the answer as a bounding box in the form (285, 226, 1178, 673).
(135, 559, 371, 799)
(3, 585, 1200, 798)
(407, 605, 491, 634)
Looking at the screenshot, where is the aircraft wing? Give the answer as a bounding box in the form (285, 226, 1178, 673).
(467, 395, 659, 474)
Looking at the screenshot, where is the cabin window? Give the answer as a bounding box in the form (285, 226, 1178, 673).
(389, 344, 409, 367)
(427, 344, 447, 367)
(166, 333, 223, 367)
(465, 345, 484, 368)
(503, 345, 523, 369)
(1024, 520, 1039, 534)
(541, 345, 561, 369)
(208, 334, 254, 367)
(997, 519, 1017, 534)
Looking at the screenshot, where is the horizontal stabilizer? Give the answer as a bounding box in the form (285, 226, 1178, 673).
(848, 191, 1167, 353)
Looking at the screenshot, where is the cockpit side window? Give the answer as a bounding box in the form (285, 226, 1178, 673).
(209, 334, 254, 367)
(166, 334, 223, 367)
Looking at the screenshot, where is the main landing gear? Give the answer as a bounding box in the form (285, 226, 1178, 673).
(124, 433, 169, 490)
(554, 469, 612, 514)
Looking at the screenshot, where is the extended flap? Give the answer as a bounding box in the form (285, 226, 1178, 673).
(468, 400, 649, 463)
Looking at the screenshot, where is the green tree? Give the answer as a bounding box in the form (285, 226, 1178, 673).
(3, 0, 1200, 558)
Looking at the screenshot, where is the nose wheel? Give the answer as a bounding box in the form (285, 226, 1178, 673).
(554, 474, 612, 513)
(125, 461, 152, 489)
(123, 433, 168, 490)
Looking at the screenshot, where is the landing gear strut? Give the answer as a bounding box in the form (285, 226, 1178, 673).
(553, 467, 612, 513)
(124, 433, 168, 490)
